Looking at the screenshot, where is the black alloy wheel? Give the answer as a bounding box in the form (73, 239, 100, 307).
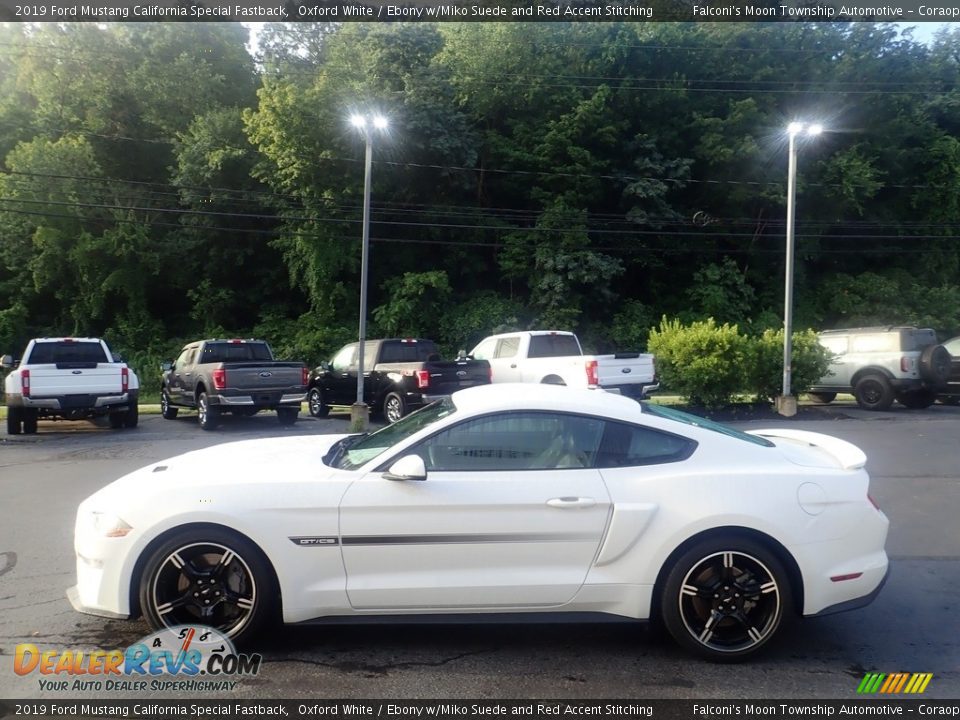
(277, 407, 298, 425)
(662, 537, 789, 661)
(6, 406, 21, 435)
(160, 389, 178, 420)
(140, 529, 275, 646)
(124, 399, 139, 428)
(197, 392, 220, 431)
(383, 392, 406, 424)
(853, 374, 895, 411)
(897, 389, 937, 409)
(307, 387, 330, 418)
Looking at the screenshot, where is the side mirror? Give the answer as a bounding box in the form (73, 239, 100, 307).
(319, 361, 331, 372)
(113, 353, 125, 363)
(457, 349, 468, 360)
(160, 361, 173, 372)
(382, 454, 427, 482)
(1, 354, 14, 369)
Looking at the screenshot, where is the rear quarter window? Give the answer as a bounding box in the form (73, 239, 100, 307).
(528, 334, 581, 358)
(597, 421, 696, 467)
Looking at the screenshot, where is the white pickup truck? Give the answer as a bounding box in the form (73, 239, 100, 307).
(2, 337, 140, 435)
(469, 330, 658, 399)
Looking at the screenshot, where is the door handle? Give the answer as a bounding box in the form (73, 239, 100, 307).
(510, 363, 517, 368)
(547, 497, 596, 509)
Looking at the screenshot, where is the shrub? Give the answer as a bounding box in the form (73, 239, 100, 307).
(647, 317, 749, 408)
(746, 329, 833, 402)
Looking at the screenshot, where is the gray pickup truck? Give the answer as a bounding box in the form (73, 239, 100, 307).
(160, 339, 307, 430)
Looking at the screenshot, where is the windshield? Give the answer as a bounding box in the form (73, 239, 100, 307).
(328, 398, 457, 470)
(641, 403, 774, 448)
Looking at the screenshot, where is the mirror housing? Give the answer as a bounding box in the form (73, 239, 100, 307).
(1, 354, 15, 369)
(113, 353, 125, 363)
(382, 454, 427, 482)
(160, 360, 173, 372)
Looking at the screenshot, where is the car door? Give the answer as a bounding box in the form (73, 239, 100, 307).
(324, 343, 358, 405)
(482, 336, 522, 383)
(338, 411, 611, 610)
(167, 347, 195, 405)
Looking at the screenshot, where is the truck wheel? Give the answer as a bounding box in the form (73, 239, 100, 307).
(22, 409, 38, 434)
(853, 374, 895, 411)
(277, 407, 298, 425)
(124, 399, 139, 428)
(383, 392, 406, 423)
(160, 389, 178, 419)
(198, 392, 220, 431)
(6, 407, 22, 435)
(307, 387, 330, 418)
(109, 412, 125, 429)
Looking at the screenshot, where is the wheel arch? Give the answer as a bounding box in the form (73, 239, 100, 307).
(194, 383, 207, 399)
(650, 525, 805, 621)
(850, 367, 895, 388)
(540, 375, 566, 385)
(128, 521, 282, 621)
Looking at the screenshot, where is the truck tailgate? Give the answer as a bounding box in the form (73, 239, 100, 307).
(595, 353, 656, 388)
(27, 365, 126, 397)
(221, 363, 305, 392)
(423, 359, 491, 395)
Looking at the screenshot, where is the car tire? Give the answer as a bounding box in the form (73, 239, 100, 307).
(853, 374, 895, 411)
(22, 408, 38, 434)
(307, 387, 330, 418)
(138, 527, 277, 647)
(109, 412, 124, 429)
(124, 399, 139, 428)
(919, 345, 951, 384)
(6, 407, 22, 435)
(160, 389, 178, 420)
(277, 407, 298, 425)
(661, 536, 790, 662)
(897, 389, 937, 409)
(383, 392, 406, 424)
(807, 392, 836, 404)
(197, 392, 220, 431)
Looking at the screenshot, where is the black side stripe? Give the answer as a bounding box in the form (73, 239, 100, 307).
(290, 533, 596, 547)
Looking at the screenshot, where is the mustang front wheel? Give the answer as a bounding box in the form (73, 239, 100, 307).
(139, 528, 275, 646)
(661, 537, 790, 661)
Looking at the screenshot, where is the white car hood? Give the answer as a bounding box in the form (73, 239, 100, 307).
(747, 428, 867, 470)
(85, 433, 352, 507)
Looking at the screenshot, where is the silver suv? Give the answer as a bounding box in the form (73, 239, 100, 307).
(809, 327, 952, 411)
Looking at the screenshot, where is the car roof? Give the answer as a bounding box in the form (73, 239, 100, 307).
(449, 383, 643, 420)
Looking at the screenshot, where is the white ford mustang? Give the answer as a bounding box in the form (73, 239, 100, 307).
(69, 384, 889, 660)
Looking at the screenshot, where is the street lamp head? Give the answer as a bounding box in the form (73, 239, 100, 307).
(787, 121, 825, 137)
(372, 115, 388, 130)
(807, 123, 824, 136)
(350, 114, 366, 129)
(787, 122, 804, 136)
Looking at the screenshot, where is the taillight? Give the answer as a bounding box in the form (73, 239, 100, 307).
(415, 370, 430, 389)
(21, 369, 30, 398)
(212, 368, 226, 390)
(301, 367, 309, 385)
(585, 359, 599, 387)
(121, 367, 129, 393)
(900, 356, 910, 373)
(868, 494, 881, 511)
(488, 366, 493, 383)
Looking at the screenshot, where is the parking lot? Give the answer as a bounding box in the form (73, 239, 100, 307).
(1, 402, 958, 700)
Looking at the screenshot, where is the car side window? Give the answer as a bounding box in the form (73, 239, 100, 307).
(943, 338, 960, 356)
(174, 349, 194, 371)
(331, 345, 357, 373)
(596, 421, 696, 468)
(494, 337, 520, 359)
(412, 412, 604, 472)
(470, 339, 496, 361)
(819, 337, 848, 355)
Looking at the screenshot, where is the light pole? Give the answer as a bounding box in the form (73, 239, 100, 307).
(779, 121, 823, 417)
(349, 113, 388, 432)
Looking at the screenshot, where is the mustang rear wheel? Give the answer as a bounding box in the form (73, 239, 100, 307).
(661, 537, 789, 661)
(139, 528, 275, 646)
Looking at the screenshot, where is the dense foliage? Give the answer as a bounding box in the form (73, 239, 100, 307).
(2, 22, 959, 381)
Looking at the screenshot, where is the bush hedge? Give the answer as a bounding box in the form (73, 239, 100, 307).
(648, 317, 833, 407)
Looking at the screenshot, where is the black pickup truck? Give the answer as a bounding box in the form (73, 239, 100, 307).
(160, 339, 308, 430)
(307, 338, 491, 422)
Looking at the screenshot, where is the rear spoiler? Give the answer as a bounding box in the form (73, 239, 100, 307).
(747, 428, 867, 470)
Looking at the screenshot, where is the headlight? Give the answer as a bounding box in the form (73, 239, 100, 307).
(90, 511, 132, 538)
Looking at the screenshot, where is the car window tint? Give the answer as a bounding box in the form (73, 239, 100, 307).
(201, 343, 273, 363)
(380, 340, 438, 364)
(596, 421, 696, 468)
(414, 412, 604, 471)
(29, 341, 109, 364)
(528, 334, 581, 358)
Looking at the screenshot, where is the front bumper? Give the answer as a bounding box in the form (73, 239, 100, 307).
(66, 584, 129, 620)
